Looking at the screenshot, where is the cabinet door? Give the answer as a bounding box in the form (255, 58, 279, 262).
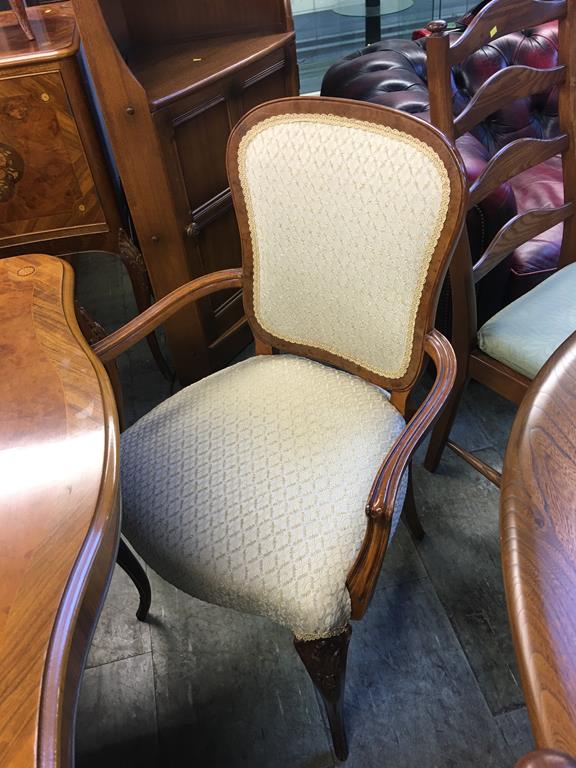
(0, 69, 107, 246)
(162, 47, 296, 368)
(240, 58, 295, 116)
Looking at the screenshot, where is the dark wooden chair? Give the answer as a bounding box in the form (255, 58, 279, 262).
(422, 0, 576, 486)
(92, 96, 467, 761)
(502, 332, 576, 768)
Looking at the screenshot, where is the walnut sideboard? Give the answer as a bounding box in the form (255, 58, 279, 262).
(0, 2, 123, 254)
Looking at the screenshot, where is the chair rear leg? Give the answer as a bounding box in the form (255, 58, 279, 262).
(294, 624, 351, 762)
(117, 537, 151, 621)
(402, 465, 424, 541)
(117, 229, 174, 382)
(424, 374, 468, 473)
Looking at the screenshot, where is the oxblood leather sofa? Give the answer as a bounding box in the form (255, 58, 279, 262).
(322, 20, 563, 323)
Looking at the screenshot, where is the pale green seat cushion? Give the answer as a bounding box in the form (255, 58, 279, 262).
(121, 354, 407, 640)
(477, 263, 576, 380)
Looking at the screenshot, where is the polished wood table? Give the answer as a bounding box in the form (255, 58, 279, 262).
(0, 254, 120, 766)
(501, 332, 576, 767)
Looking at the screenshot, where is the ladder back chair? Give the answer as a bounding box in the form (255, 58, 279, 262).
(93, 96, 466, 761)
(422, 0, 576, 486)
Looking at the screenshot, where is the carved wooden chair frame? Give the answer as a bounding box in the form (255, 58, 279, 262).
(93, 97, 467, 759)
(421, 0, 576, 487)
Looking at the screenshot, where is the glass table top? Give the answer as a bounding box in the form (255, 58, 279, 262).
(334, 0, 415, 17)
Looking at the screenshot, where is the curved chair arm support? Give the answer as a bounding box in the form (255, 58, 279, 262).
(368, 329, 456, 519)
(515, 751, 576, 768)
(346, 329, 457, 618)
(93, 269, 243, 362)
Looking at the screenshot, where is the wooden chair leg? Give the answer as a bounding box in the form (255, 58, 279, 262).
(65, 245, 174, 382)
(117, 230, 174, 382)
(74, 302, 126, 430)
(401, 465, 424, 541)
(424, 374, 468, 473)
(116, 538, 151, 621)
(294, 624, 352, 762)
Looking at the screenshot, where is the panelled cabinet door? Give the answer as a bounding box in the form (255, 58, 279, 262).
(240, 56, 293, 115)
(0, 70, 106, 246)
(163, 46, 293, 367)
(163, 86, 244, 365)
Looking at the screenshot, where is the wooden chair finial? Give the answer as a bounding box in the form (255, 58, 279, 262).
(427, 19, 448, 35)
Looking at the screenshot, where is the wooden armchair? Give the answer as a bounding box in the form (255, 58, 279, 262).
(422, 0, 576, 485)
(93, 97, 466, 760)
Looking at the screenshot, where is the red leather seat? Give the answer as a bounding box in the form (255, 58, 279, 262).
(322, 22, 562, 320)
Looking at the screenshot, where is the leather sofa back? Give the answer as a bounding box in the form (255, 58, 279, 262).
(322, 22, 559, 160)
(321, 22, 562, 321)
(454, 22, 559, 154)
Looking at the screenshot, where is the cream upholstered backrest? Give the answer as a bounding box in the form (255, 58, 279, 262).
(229, 98, 465, 388)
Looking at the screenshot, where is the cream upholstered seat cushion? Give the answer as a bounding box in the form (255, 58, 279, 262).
(121, 355, 406, 640)
(477, 262, 576, 380)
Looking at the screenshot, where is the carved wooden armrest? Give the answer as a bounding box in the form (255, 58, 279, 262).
(368, 329, 456, 520)
(515, 750, 576, 768)
(93, 269, 243, 362)
(347, 329, 457, 617)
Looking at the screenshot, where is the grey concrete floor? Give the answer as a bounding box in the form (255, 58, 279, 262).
(74, 252, 534, 767)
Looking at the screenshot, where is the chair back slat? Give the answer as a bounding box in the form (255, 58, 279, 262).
(470, 135, 569, 207)
(449, 0, 566, 65)
(473, 203, 574, 283)
(454, 65, 565, 138)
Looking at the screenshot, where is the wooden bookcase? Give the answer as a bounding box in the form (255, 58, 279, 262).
(72, 0, 299, 383)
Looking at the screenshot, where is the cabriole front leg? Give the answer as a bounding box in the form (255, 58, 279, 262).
(294, 625, 352, 761)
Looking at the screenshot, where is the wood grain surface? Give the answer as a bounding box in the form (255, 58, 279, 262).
(0, 69, 107, 245)
(502, 332, 576, 758)
(131, 32, 295, 111)
(0, 254, 120, 767)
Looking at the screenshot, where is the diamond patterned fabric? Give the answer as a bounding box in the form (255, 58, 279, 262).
(238, 114, 450, 379)
(121, 355, 406, 639)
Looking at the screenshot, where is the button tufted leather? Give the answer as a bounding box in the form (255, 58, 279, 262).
(322, 22, 563, 317)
